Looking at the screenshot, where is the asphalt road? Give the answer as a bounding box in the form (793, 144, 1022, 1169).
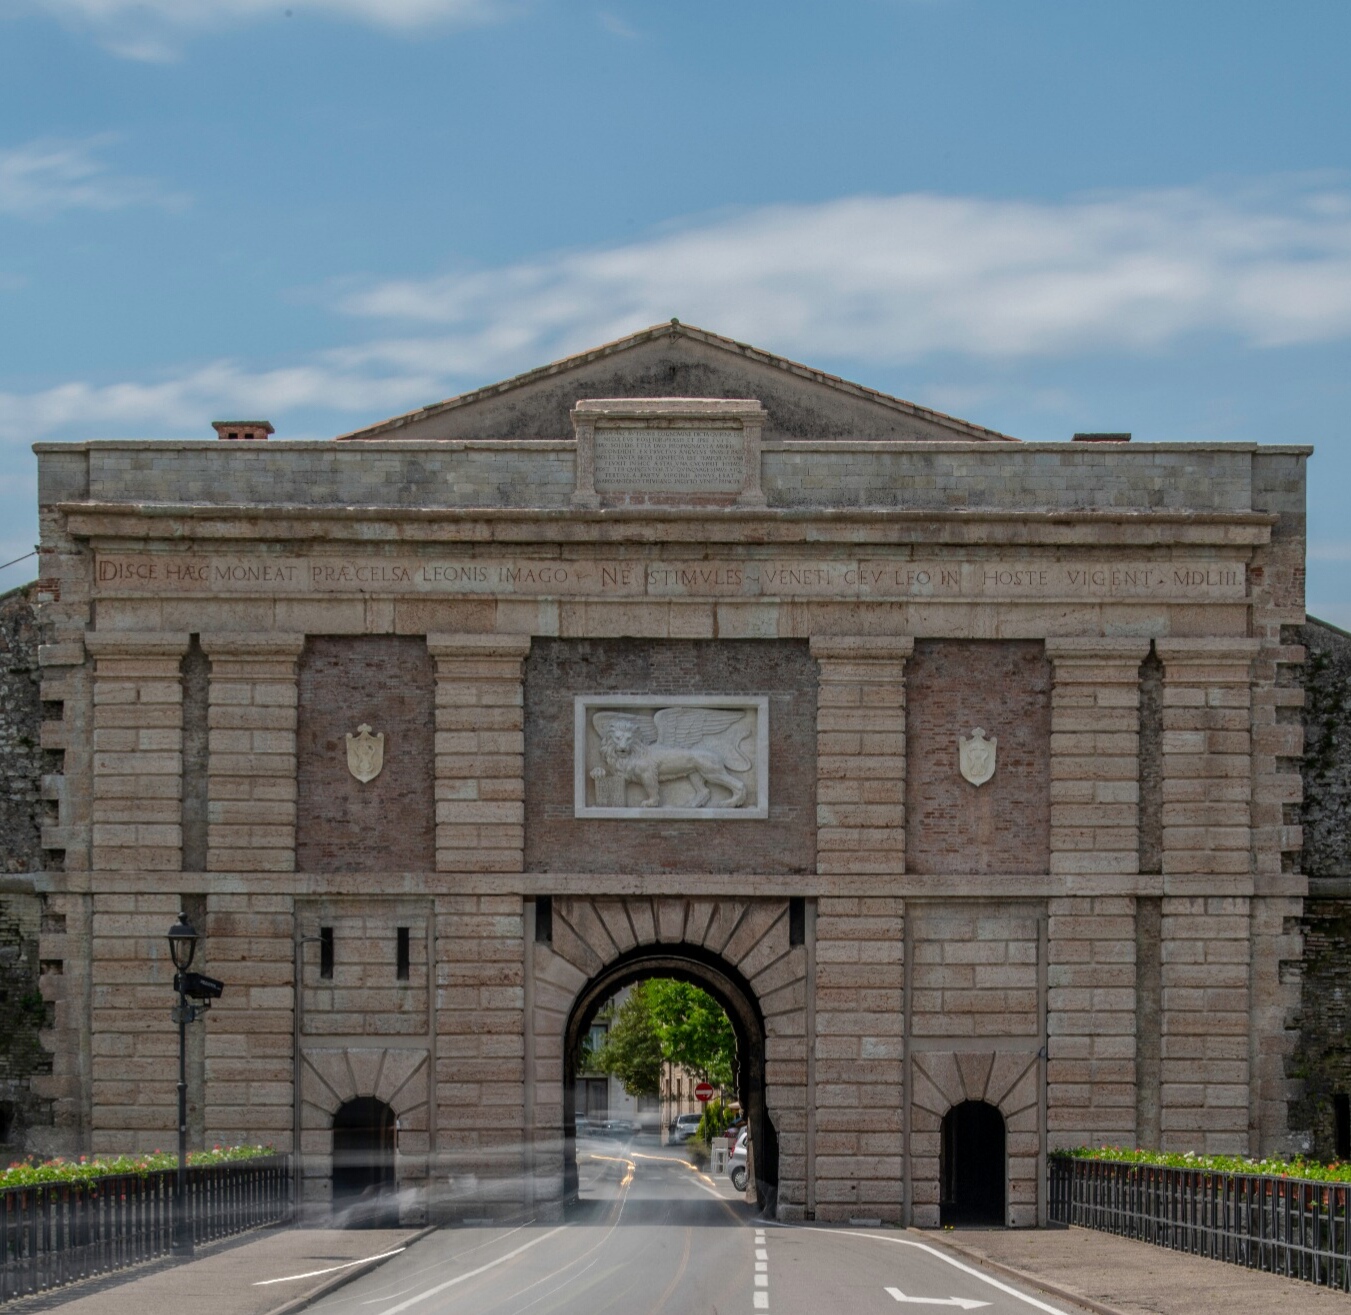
(301, 1137, 1080, 1315)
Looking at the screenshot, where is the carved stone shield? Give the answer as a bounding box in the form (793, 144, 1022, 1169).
(345, 724, 384, 783)
(959, 727, 997, 787)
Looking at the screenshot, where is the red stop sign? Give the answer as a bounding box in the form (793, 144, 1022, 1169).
(694, 1082, 715, 1103)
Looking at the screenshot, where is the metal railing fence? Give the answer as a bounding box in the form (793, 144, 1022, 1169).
(0, 1154, 289, 1304)
(1049, 1153, 1351, 1291)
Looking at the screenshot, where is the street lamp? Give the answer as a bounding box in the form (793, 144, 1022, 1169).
(167, 913, 223, 1257)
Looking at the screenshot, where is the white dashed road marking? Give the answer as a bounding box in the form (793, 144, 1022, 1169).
(754, 1226, 768, 1309)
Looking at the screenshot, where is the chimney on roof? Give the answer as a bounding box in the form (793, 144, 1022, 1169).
(1071, 432, 1131, 443)
(212, 420, 274, 441)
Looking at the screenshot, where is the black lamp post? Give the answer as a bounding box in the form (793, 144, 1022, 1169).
(168, 912, 199, 1257)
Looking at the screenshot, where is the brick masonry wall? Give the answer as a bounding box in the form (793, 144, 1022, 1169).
(905, 641, 1051, 875)
(523, 639, 818, 874)
(296, 637, 436, 873)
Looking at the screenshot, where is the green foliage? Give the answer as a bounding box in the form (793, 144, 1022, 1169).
(646, 980, 737, 1089)
(589, 978, 738, 1098)
(1054, 1145, 1351, 1183)
(592, 985, 664, 1096)
(1, 1144, 277, 1190)
(696, 1097, 735, 1143)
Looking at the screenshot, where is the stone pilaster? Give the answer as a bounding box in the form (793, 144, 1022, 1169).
(1156, 639, 1260, 1153)
(201, 634, 304, 873)
(1044, 640, 1149, 1148)
(428, 634, 531, 874)
(86, 632, 190, 873)
(812, 895, 904, 1224)
(810, 637, 913, 877)
(1157, 639, 1260, 888)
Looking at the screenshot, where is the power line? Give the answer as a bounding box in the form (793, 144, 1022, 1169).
(0, 551, 36, 571)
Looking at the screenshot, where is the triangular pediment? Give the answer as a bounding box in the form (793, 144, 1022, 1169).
(336, 322, 1017, 443)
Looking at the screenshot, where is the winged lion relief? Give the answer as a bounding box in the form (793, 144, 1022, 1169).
(574, 696, 769, 819)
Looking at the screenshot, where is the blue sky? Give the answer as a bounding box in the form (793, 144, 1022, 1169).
(1, 0, 1348, 621)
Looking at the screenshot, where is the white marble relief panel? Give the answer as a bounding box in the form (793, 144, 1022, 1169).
(574, 695, 769, 820)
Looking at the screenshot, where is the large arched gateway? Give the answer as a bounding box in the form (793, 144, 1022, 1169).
(560, 933, 779, 1208)
(29, 323, 1307, 1228)
(531, 895, 803, 1214)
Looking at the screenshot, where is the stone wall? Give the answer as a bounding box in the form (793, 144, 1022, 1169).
(37, 439, 1279, 516)
(0, 583, 53, 1156)
(0, 891, 52, 1156)
(0, 584, 41, 873)
(1301, 620, 1351, 879)
(1292, 619, 1351, 1157)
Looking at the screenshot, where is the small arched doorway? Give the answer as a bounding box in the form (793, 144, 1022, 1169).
(940, 1099, 1006, 1225)
(332, 1096, 396, 1226)
(563, 943, 776, 1211)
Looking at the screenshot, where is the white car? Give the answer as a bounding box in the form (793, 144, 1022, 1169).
(728, 1128, 749, 1191)
(669, 1112, 702, 1143)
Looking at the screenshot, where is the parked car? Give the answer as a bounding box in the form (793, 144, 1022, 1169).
(669, 1112, 702, 1143)
(728, 1128, 749, 1192)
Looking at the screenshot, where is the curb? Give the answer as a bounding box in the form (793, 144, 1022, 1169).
(264, 1225, 438, 1315)
(919, 1231, 1131, 1315)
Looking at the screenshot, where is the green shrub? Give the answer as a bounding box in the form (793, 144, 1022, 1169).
(696, 1098, 734, 1143)
(1, 1144, 277, 1190)
(1055, 1145, 1351, 1183)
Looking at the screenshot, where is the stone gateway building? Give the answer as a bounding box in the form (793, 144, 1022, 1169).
(24, 323, 1313, 1226)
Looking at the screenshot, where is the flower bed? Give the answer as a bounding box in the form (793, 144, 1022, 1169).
(1, 1144, 275, 1190)
(1057, 1145, 1351, 1184)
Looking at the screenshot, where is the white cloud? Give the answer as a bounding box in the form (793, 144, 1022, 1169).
(29, 0, 513, 59)
(0, 137, 184, 217)
(1309, 541, 1351, 562)
(0, 358, 444, 445)
(9, 178, 1351, 447)
(340, 179, 1351, 366)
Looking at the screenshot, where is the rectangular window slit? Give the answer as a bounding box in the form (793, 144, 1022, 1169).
(535, 896, 553, 944)
(319, 926, 334, 979)
(397, 926, 410, 981)
(789, 897, 805, 947)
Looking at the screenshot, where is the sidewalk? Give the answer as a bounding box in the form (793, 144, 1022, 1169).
(8, 1225, 429, 1315)
(926, 1225, 1351, 1315)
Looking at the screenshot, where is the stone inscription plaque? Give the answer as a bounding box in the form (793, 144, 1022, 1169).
(93, 552, 1249, 603)
(594, 428, 744, 494)
(574, 695, 769, 820)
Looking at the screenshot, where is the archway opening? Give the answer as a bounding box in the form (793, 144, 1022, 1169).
(940, 1099, 1006, 1226)
(332, 1095, 396, 1226)
(563, 942, 777, 1213)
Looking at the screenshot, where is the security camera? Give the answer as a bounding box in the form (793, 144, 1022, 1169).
(177, 972, 225, 1003)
